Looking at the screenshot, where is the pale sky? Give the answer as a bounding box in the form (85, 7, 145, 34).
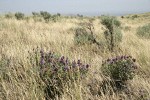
(0, 0, 150, 15)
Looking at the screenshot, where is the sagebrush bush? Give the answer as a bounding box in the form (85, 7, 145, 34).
(101, 55, 137, 90)
(132, 15, 138, 19)
(51, 15, 59, 22)
(32, 12, 40, 17)
(37, 50, 89, 99)
(40, 11, 51, 22)
(15, 12, 25, 20)
(32, 12, 42, 22)
(5, 13, 14, 19)
(74, 22, 99, 45)
(136, 23, 150, 39)
(74, 27, 95, 45)
(101, 16, 122, 52)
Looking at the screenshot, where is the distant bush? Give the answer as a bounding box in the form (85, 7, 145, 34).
(32, 12, 40, 17)
(136, 23, 150, 39)
(132, 15, 138, 19)
(77, 14, 83, 17)
(101, 55, 137, 90)
(101, 16, 122, 52)
(121, 16, 124, 19)
(32, 11, 61, 22)
(51, 15, 59, 22)
(33, 49, 89, 99)
(15, 12, 25, 20)
(56, 13, 61, 17)
(5, 13, 14, 19)
(32, 12, 43, 22)
(40, 11, 51, 22)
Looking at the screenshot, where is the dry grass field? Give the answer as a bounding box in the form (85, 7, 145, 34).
(0, 12, 150, 100)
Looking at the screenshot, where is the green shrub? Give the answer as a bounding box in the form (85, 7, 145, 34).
(74, 21, 99, 45)
(77, 14, 83, 17)
(132, 15, 138, 19)
(74, 28, 95, 45)
(32, 12, 40, 17)
(5, 13, 14, 19)
(101, 16, 121, 29)
(31, 49, 89, 99)
(136, 23, 150, 39)
(101, 16, 122, 52)
(121, 16, 124, 19)
(56, 13, 61, 17)
(40, 11, 51, 22)
(15, 12, 25, 20)
(32, 12, 42, 22)
(101, 55, 137, 90)
(51, 15, 58, 22)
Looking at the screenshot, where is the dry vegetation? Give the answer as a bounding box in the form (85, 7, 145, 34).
(0, 12, 150, 100)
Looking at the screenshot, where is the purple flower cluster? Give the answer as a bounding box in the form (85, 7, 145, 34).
(103, 55, 137, 68)
(39, 50, 89, 80)
(102, 55, 138, 82)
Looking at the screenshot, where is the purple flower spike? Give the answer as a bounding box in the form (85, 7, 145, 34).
(123, 56, 127, 60)
(48, 52, 51, 56)
(129, 56, 132, 58)
(77, 60, 82, 66)
(72, 60, 76, 68)
(121, 56, 124, 59)
(40, 50, 44, 58)
(112, 58, 116, 62)
(54, 68, 58, 72)
(61, 56, 65, 60)
(132, 59, 136, 62)
(116, 56, 120, 59)
(40, 49, 44, 54)
(126, 56, 129, 59)
(63, 66, 69, 71)
(115, 57, 118, 61)
(77, 60, 80, 64)
(48, 58, 52, 63)
(60, 56, 65, 65)
(65, 57, 69, 65)
(86, 64, 89, 69)
(40, 58, 45, 65)
(110, 61, 114, 64)
(80, 65, 86, 70)
(107, 58, 111, 62)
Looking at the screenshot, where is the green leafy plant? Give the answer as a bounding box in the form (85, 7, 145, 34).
(132, 15, 138, 19)
(101, 55, 137, 90)
(74, 22, 99, 45)
(5, 13, 14, 19)
(101, 16, 122, 52)
(32, 12, 40, 17)
(15, 12, 25, 20)
(40, 11, 51, 22)
(74, 28, 95, 45)
(136, 23, 150, 39)
(37, 50, 89, 99)
(32, 12, 42, 22)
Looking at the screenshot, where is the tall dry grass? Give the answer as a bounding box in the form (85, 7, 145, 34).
(0, 13, 150, 100)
